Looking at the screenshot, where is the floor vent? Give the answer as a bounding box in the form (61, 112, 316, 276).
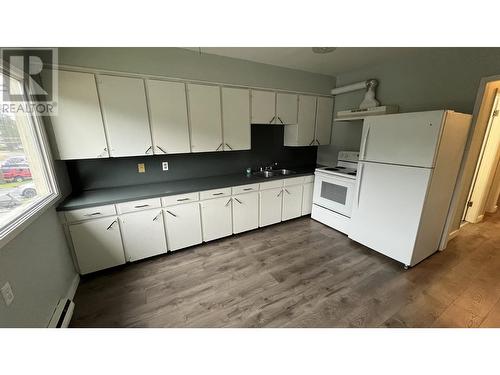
(48, 298, 75, 328)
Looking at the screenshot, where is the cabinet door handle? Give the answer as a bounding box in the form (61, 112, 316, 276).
(177, 198, 190, 201)
(225, 143, 233, 150)
(153, 212, 162, 221)
(145, 146, 152, 154)
(166, 210, 177, 217)
(213, 192, 224, 196)
(134, 204, 150, 208)
(284, 188, 291, 195)
(156, 145, 167, 154)
(309, 140, 315, 146)
(243, 188, 253, 191)
(234, 198, 242, 204)
(269, 115, 276, 124)
(225, 198, 232, 206)
(315, 139, 321, 145)
(106, 220, 117, 230)
(84, 212, 101, 217)
(278, 116, 285, 125)
(277, 190, 283, 197)
(98, 148, 107, 157)
(216, 143, 223, 151)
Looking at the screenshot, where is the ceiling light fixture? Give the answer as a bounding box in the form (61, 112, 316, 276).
(312, 47, 337, 54)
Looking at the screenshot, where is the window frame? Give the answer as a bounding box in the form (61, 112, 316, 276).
(0, 64, 60, 249)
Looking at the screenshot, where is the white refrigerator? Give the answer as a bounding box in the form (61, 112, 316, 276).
(349, 110, 471, 267)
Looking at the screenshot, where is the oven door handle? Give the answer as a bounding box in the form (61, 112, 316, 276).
(355, 163, 364, 207)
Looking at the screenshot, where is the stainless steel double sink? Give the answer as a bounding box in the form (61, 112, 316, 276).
(252, 169, 295, 178)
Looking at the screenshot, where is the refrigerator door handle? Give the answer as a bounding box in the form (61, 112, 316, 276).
(360, 124, 371, 159)
(355, 163, 364, 207)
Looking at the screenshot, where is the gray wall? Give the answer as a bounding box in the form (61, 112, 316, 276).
(0, 208, 76, 327)
(317, 48, 500, 165)
(59, 47, 336, 94)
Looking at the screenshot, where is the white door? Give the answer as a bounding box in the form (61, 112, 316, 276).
(69, 216, 125, 274)
(251, 90, 276, 124)
(282, 184, 303, 220)
(164, 203, 203, 251)
(119, 209, 167, 261)
(276, 93, 298, 124)
(360, 110, 444, 167)
(48, 70, 108, 159)
(315, 97, 334, 145)
(97, 75, 152, 157)
(200, 197, 233, 241)
(301, 182, 314, 215)
(222, 87, 251, 151)
(298, 95, 317, 146)
(349, 162, 432, 266)
(187, 84, 223, 152)
(146, 80, 190, 154)
(259, 188, 283, 226)
(232, 192, 259, 234)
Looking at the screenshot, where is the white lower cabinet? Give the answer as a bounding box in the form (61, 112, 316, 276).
(259, 187, 283, 227)
(200, 196, 233, 241)
(301, 182, 314, 215)
(69, 216, 125, 274)
(282, 184, 304, 221)
(164, 203, 203, 251)
(120, 209, 168, 261)
(232, 192, 259, 234)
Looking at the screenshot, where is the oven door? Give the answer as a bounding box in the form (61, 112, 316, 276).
(313, 172, 355, 217)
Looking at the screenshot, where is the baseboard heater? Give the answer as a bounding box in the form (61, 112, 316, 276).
(48, 298, 75, 328)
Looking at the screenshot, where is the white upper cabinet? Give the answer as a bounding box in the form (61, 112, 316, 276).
(97, 75, 153, 157)
(187, 84, 223, 153)
(146, 80, 191, 154)
(315, 97, 334, 145)
(221, 87, 251, 151)
(251, 90, 276, 124)
(276, 93, 298, 125)
(48, 70, 108, 159)
(284, 95, 317, 146)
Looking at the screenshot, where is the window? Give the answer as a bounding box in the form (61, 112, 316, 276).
(0, 69, 58, 246)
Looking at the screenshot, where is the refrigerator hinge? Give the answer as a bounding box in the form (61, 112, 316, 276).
(467, 201, 473, 207)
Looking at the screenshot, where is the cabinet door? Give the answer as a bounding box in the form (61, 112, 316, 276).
(232, 192, 259, 234)
(222, 87, 250, 151)
(48, 70, 108, 159)
(98, 75, 152, 157)
(147, 80, 190, 154)
(119, 209, 167, 261)
(315, 97, 334, 145)
(251, 90, 276, 124)
(164, 202, 202, 251)
(276, 93, 298, 125)
(69, 216, 125, 274)
(284, 95, 316, 146)
(282, 184, 303, 221)
(187, 84, 223, 152)
(301, 182, 314, 215)
(259, 188, 283, 227)
(200, 197, 233, 241)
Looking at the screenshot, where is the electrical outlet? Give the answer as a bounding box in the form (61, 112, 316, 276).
(1, 282, 14, 306)
(137, 163, 145, 173)
(162, 161, 169, 171)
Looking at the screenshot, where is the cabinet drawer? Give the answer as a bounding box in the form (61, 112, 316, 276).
(304, 175, 315, 183)
(259, 179, 283, 191)
(200, 187, 232, 200)
(65, 204, 117, 223)
(116, 197, 161, 214)
(162, 192, 199, 207)
(232, 183, 260, 195)
(284, 176, 305, 186)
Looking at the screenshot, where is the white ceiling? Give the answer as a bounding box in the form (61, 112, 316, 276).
(184, 47, 421, 77)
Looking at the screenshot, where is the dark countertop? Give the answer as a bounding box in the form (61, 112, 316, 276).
(57, 167, 316, 211)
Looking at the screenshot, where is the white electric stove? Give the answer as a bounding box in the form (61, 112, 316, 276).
(312, 151, 359, 234)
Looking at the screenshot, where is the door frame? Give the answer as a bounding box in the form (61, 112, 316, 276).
(440, 75, 500, 249)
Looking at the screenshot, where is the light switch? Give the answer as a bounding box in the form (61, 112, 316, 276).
(1, 282, 14, 306)
(137, 163, 145, 173)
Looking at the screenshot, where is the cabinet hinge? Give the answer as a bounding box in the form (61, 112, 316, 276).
(467, 201, 473, 208)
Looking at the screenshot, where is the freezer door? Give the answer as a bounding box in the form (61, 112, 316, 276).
(360, 110, 445, 168)
(349, 162, 431, 265)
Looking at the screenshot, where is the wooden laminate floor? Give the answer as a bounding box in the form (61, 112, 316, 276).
(71, 210, 500, 328)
